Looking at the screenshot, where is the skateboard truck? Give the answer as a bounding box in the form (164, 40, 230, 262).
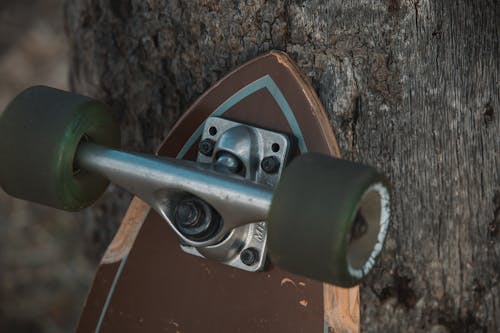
(0, 86, 391, 287)
(76, 117, 289, 271)
(183, 117, 292, 271)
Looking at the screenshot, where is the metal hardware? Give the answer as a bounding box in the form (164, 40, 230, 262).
(216, 152, 243, 174)
(240, 248, 260, 266)
(173, 197, 221, 241)
(76, 142, 274, 248)
(261, 156, 280, 174)
(199, 139, 215, 156)
(350, 212, 369, 241)
(179, 117, 291, 272)
(74, 117, 291, 272)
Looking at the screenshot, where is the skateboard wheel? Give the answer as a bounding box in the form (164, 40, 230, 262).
(0, 86, 120, 211)
(268, 153, 390, 287)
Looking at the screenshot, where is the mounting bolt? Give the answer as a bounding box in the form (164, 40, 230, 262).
(199, 139, 215, 156)
(240, 248, 259, 266)
(261, 156, 280, 174)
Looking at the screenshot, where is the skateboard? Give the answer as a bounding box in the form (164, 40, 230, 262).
(0, 51, 390, 332)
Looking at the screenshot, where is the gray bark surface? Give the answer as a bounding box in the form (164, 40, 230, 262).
(65, 1, 499, 331)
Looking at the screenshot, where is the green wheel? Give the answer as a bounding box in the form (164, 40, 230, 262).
(0, 86, 120, 211)
(268, 153, 390, 287)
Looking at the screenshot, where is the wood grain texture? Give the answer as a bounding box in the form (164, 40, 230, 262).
(324, 285, 359, 333)
(65, 1, 499, 331)
(101, 197, 149, 264)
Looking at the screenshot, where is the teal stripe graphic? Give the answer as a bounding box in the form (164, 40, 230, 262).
(95, 254, 129, 332)
(178, 75, 307, 158)
(95, 74, 307, 332)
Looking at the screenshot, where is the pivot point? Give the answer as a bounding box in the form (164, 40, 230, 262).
(174, 200, 202, 228)
(174, 198, 221, 241)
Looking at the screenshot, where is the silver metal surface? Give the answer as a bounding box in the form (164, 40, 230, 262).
(76, 142, 274, 248)
(75, 117, 291, 272)
(181, 117, 291, 272)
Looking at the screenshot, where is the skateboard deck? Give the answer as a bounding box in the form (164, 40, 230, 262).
(76, 51, 359, 333)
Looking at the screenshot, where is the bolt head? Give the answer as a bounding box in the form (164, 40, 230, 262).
(174, 200, 202, 228)
(199, 139, 215, 156)
(240, 248, 259, 266)
(174, 198, 220, 241)
(261, 156, 280, 174)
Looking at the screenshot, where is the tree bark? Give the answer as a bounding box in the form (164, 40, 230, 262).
(65, 0, 499, 331)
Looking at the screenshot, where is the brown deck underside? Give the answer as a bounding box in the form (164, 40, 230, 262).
(77, 51, 358, 333)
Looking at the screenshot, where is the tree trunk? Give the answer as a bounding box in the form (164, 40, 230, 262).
(65, 0, 499, 331)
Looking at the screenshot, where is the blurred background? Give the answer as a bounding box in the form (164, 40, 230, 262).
(0, 0, 95, 332)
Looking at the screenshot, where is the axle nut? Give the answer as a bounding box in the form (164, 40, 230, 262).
(174, 200, 202, 228)
(174, 197, 221, 241)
